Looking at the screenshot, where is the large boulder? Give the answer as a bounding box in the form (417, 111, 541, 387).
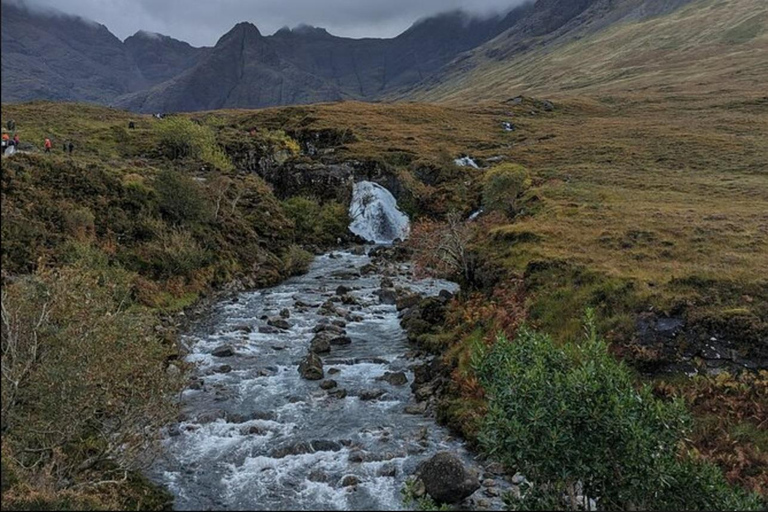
(416, 452, 480, 504)
(298, 352, 324, 380)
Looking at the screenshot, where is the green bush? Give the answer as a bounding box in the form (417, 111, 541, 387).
(472, 311, 761, 510)
(482, 163, 531, 217)
(154, 169, 211, 225)
(281, 196, 350, 246)
(1, 261, 183, 509)
(155, 117, 232, 171)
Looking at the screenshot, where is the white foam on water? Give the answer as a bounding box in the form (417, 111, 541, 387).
(349, 181, 410, 244)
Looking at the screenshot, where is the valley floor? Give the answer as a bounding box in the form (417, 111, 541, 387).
(1, 90, 766, 507)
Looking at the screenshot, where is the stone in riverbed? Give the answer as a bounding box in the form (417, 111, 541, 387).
(211, 345, 235, 357)
(259, 325, 280, 334)
(358, 389, 386, 401)
(340, 475, 360, 487)
(280, 308, 291, 319)
(328, 388, 348, 399)
(298, 352, 324, 380)
(313, 323, 346, 335)
(377, 371, 408, 386)
(329, 335, 352, 346)
(320, 379, 338, 390)
(268, 318, 292, 330)
(336, 285, 351, 295)
(377, 288, 398, 305)
(310, 335, 332, 354)
(415, 452, 480, 504)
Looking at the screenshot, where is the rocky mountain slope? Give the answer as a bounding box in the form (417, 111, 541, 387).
(0, 0, 531, 110)
(2, 0, 764, 109)
(406, 0, 767, 101)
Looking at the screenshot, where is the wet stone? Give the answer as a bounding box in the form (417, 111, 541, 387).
(211, 345, 235, 358)
(377, 371, 408, 386)
(320, 379, 338, 390)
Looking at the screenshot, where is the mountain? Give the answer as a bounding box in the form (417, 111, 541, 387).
(407, 0, 767, 101)
(1, 0, 532, 111)
(123, 30, 206, 86)
(0, 1, 143, 103)
(114, 8, 534, 112)
(3, 0, 764, 111)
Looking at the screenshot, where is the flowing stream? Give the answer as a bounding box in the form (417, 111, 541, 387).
(150, 183, 509, 510)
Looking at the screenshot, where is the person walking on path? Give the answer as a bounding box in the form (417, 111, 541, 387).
(44, 138, 52, 153)
(68, 141, 74, 154)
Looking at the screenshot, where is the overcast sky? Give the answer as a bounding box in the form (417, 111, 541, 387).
(20, 0, 527, 46)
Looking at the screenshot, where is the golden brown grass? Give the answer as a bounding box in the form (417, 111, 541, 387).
(412, 0, 768, 103)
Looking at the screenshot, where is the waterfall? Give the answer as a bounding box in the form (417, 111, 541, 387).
(348, 181, 410, 244)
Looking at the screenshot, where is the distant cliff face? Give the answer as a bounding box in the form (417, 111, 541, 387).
(1, 2, 141, 103)
(1, 0, 707, 112)
(1, 0, 533, 111)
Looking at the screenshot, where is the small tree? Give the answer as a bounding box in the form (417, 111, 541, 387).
(472, 311, 762, 510)
(407, 211, 476, 284)
(154, 169, 211, 225)
(155, 117, 232, 171)
(482, 163, 531, 217)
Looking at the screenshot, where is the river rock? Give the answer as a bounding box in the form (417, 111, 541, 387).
(328, 388, 348, 399)
(196, 409, 226, 424)
(340, 475, 360, 487)
(396, 293, 422, 311)
(378, 464, 398, 477)
(358, 389, 385, 401)
(259, 325, 280, 334)
(336, 285, 351, 295)
(240, 425, 266, 436)
(415, 452, 480, 504)
(280, 308, 291, 319)
(310, 335, 332, 354)
(377, 371, 408, 386)
(308, 470, 329, 483)
(268, 318, 292, 330)
(298, 352, 324, 380)
(404, 403, 427, 415)
(211, 345, 235, 357)
(329, 335, 352, 346)
(215, 364, 232, 374)
(313, 323, 345, 335)
(320, 379, 338, 390)
(234, 324, 253, 333)
(377, 288, 398, 305)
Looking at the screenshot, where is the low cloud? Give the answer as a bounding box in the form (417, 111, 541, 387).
(17, 0, 528, 46)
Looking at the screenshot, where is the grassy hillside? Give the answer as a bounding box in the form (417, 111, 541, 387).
(411, 0, 768, 102)
(2, 88, 766, 505)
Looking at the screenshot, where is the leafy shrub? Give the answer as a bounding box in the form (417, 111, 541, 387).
(1, 262, 183, 509)
(472, 311, 761, 510)
(482, 163, 531, 217)
(155, 117, 232, 170)
(62, 206, 95, 241)
(281, 244, 314, 277)
(281, 196, 350, 246)
(141, 227, 209, 279)
(154, 169, 211, 225)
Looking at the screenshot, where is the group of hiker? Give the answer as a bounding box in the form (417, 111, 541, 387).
(1, 119, 77, 156)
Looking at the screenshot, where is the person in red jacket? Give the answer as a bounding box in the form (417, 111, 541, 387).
(44, 138, 52, 153)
